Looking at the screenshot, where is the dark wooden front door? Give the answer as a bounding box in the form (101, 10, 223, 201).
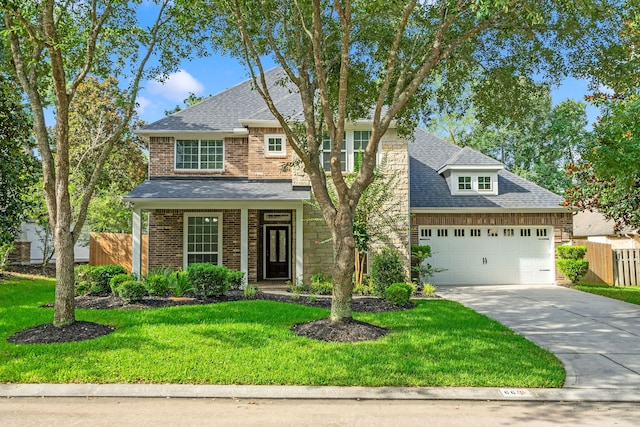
(265, 226, 290, 279)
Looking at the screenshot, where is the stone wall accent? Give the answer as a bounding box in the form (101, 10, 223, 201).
(7, 241, 31, 265)
(410, 211, 574, 284)
(302, 203, 334, 282)
(149, 136, 248, 177)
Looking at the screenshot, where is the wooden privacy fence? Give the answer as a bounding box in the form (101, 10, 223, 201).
(615, 249, 640, 287)
(89, 232, 148, 275)
(574, 240, 640, 286)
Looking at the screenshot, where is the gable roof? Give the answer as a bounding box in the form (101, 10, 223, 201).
(139, 68, 297, 134)
(438, 146, 504, 173)
(409, 129, 567, 210)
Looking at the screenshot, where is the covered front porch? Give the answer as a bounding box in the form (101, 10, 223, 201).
(124, 178, 310, 284)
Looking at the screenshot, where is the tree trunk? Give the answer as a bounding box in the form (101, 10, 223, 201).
(53, 224, 75, 327)
(330, 209, 356, 323)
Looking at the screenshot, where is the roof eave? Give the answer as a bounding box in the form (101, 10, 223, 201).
(437, 164, 505, 174)
(410, 206, 572, 214)
(125, 197, 309, 210)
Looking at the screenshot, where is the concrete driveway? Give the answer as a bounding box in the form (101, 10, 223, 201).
(438, 284, 640, 389)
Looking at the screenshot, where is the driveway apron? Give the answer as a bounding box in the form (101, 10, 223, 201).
(438, 285, 640, 389)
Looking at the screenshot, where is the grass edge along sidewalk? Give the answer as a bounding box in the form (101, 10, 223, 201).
(0, 275, 564, 387)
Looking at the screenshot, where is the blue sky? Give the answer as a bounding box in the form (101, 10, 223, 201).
(135, 56, 600, 128)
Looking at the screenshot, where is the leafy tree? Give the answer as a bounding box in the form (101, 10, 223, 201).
(0, 76, 37, 264)
(164, 92, 208, 115)
(181, 0, 624, 323)
(565, 9, 640, 230)
(2, 1, 185, 327)
(430, 83, 590, 195)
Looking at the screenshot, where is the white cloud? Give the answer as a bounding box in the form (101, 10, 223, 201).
(136, 95, 152, 116)
(147, 70, 205, 103)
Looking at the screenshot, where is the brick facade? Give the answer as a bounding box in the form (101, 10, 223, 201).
(149, 136, 248, 177)
(410, 211, 574, 284)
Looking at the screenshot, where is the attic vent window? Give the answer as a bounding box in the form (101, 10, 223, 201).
(458, 176, 471, 190)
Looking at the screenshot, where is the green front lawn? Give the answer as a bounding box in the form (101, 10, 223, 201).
(575, 283, 640, 305)
(0, 275, 564, 387)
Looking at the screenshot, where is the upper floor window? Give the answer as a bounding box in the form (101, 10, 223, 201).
(458, 176, 472, 190)
(321, 130, 375, 173)
(478, 176, 492, 191)
(265, 134, 286, 157)
(176, 139, 224, 171)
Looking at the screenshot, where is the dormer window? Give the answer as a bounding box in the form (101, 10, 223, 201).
(458, 176, 471, 190)
(478, 176, 492, 191)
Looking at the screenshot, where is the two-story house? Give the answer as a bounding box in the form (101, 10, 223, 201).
(125, 68, 572, 286)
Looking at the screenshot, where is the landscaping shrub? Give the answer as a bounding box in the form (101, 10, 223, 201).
(311, 280, 333, 295)
(243, 285, 257, 297)
(118, 280, 146, 303)
(384, 283, 411, 306)
(370, 247, 407, 296)
(110, 273, 134, 295)
(91, 265, 127, 295)
(144, 273, 170, 296)
(556, 245, 589, 285)
(74, 264, 95, 296)
(422, 283, 437, 297)
(171, 271, 194, 297)
(227, 270, 245, 290)
(187, 263, 229, 298)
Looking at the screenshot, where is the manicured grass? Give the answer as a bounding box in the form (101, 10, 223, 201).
(0, 275, 564, 387)
(575, 283, 640, 305)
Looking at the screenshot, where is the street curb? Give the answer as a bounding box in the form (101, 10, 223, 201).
(2, 384, 640, 402)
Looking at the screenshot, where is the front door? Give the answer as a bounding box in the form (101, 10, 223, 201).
(265, 226, 290, 279)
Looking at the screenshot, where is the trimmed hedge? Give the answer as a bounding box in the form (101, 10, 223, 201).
(144, 273, 170, 296)
(556, 245, 589, 284)
(384, 283, 411, 306)
(370, 247, 407, 296)
(118, 280, 146, 303)
(187, 263, 230, 298)
(110, 273, 135, 295)
(74, 264, 127, 295)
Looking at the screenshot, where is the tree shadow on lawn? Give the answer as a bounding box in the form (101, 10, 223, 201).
(7, 292, 413, 345)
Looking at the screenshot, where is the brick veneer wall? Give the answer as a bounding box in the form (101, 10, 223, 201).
(247, 128, 292, 179)
(148, 209, 243, 274)
(148, 136, 248, 177)
(302, 203, 334, 282)
(410, 211, 574, 284)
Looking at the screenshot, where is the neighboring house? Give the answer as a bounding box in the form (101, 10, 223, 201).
(573, 210, 639, 249)
(125, 68, 573, 286)
(9, 220, 90, 265)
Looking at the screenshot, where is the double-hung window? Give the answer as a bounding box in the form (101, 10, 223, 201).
(176, 139, 224, 170)
(184, 213, 222, 267)
(322, 132, 346, 172)
(321, 131, 373, 172)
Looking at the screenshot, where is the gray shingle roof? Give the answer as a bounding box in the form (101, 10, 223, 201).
(124, 178, 310, 202)
(409, 129, 566, 210)
(442, 146, 503, 168)
(141, 68, 298, 133)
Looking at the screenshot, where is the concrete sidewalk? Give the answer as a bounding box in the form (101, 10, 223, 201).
(439, 284, 640, 391)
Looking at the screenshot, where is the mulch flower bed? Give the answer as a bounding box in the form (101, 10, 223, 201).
(8, 289, 415, 344)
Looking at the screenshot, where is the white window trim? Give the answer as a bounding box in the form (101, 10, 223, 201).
(183, 212, 223, 269)
(264, 134, 287, 157)
(175, 139, 225, 172)
(321, 130, 380, 173)
(478, 176, 493, 192)
(451, 172, 499, 196)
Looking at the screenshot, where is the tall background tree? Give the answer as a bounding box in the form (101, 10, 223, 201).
(565, 5, 640, 230)
(0, 75, 37, 268)
(429, 82, 590, 195)
(180, 0, 624, 323)
(2, 0, 187, 327)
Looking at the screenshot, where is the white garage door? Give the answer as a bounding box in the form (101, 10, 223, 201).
(418, 226, 554, 285)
